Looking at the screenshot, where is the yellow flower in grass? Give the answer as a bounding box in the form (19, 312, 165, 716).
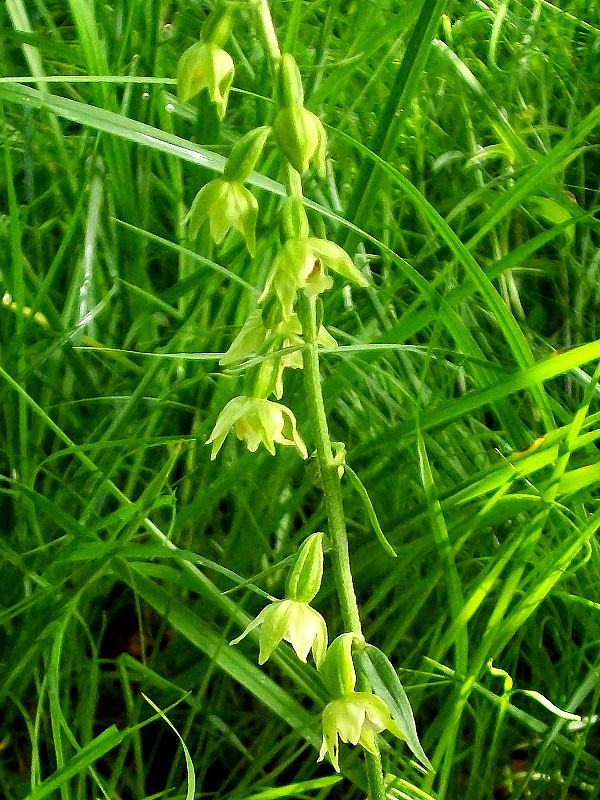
(206, 396, 307, 459)
(230, 599, 327, 667)
(318, 692, 404, 773)
(260, 238, 369, 318)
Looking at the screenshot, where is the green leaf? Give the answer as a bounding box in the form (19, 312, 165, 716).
(359, 645, 432, 771)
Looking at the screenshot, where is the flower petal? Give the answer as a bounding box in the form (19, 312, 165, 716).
(258, 600, 292, 664)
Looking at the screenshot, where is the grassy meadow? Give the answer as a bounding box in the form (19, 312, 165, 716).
(2, 0, 600, 798)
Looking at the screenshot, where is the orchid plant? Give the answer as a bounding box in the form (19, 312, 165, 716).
(177, 3, 430, 795)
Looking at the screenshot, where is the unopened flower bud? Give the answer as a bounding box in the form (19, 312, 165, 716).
(286, 532, 324, 603)
(223, 126, 271, 183)
(273, 104, 327, 177)
(177, 41, 234, 119)
(188, 178, 258, 255)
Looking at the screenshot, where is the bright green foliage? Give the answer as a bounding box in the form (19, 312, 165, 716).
(2, 0, 600, 798)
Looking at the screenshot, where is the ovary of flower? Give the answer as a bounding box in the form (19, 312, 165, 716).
(318, 692, 404, 773)
(230, 599, 327, 667)
(206, 396, 308, 459)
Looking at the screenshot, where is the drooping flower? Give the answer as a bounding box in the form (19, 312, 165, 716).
(177, 41, 234, 118)
(219, 311, 337, 398)
(318, 692, 404, 773)
(260, 238, 369, 318)
(230, 599, 327, 667)
(206, 396, 307, 459)
(188, 178, 258, 255)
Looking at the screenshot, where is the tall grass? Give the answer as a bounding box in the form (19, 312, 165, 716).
(1, 1, 600, 798)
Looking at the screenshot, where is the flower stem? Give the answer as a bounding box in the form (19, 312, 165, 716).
(297, 292, 387, 796)
(296, 292, 362, 635)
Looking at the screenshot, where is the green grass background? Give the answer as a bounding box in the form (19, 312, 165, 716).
(1, 1, 600, 798)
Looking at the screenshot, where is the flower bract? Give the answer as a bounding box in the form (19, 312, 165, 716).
(206, 396, 307, 459)
(188, 178, 258, 255)
(230, 599, 327, 667)
(318, 692, 404, 772)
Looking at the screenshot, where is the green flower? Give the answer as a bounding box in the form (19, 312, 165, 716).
(230, 599, 327, 667)
(177, 41, 234, 118)
(188, 178, 258, 255)
(273, 103, 327, 176)
(318, 692, 404, 773)
(260, 238, 369, 318)
(219, 312, 337, 398)
(206, 396, 307, 459)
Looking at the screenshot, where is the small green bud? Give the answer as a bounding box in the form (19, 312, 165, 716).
(230, 599, 328, 667)
(223, 126, 271, 183)
(318, 692, 404, 773)
(278, 53, 305, 107)
(200, 6, 234, 48)
(188, 178, 258, 255)
(206, 396, 308, 459)
(177, 41, 234, 118)
(320, 632, 364, 697)
(281, 196, 309, 241)
(273, 104, 327, 177)
(286, 532, 324, 603)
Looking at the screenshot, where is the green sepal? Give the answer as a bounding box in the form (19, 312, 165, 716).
(220, 310, 268, 366)
(286, 532, 324, 603)
(320, 632, 365, 697)
(224, 126, 271, 183)
(188, 178, 258, 255)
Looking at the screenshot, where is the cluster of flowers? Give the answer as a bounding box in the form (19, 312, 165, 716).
(177, 11, 367, 463)
(231, 533, 405, 772)
(177, 5, 401, 772)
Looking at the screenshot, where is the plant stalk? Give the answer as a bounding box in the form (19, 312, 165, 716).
(297, 292, 386, 798)
(297, 292, 362, 635)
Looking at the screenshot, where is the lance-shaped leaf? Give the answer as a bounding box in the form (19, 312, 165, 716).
(358, 644, 433, 771)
